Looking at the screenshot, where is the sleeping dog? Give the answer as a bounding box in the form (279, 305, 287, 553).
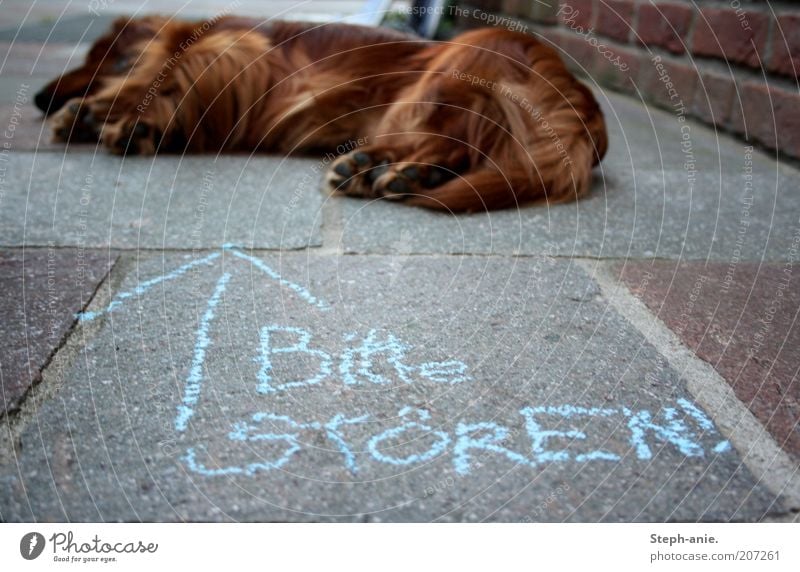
(36, 16, 607, 211)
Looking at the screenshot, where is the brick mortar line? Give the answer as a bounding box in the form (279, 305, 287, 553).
(763, 3, 775, 67)
(629, 0, 640, 46)
(578, 258, 800, 509)
(685, 0, 699, 55)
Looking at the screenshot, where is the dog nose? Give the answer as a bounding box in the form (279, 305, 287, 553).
(34, 90, 54, 113)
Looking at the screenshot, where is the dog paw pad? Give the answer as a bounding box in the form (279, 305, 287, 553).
(107, 120, 159, 155)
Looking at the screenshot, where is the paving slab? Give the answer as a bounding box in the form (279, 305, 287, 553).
(618, 260, 800, 459)
(0, 152, 325, 249)
(0, 1, 373, 41)
(0, 248, 113, 415)
(80, 1, 370, 24)
(0, 77, 48, 106)
(0, 4, 88, 32)
(0, 102, 64, 154)
(0, 14, 119, 44)
(0, 101, 69, 152)
(0, 93, 121, 153)
(340, 89, 800, 260)
(0, 251, 785, 521)
(0, 42, 89, 77)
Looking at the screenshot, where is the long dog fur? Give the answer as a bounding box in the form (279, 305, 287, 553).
(37, 16, 608, 212)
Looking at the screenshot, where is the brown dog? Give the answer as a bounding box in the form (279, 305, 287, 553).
(36, 16, 607, 211)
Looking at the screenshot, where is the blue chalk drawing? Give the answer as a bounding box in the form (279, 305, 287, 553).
(73, 244, 736, 479)
(677, 398, 714, 430)
(229, 412, 322, 439)
(225, 247, 328, 310)
(77, 252, 220, 322)
(519, 406, 620, 463)
(678, 397, 731, 454)
(77, 244, 328, 323)
(175, 272, 231, 432)
(229, 412, 320, 440)
(181, 398, 736, 477)
(713, 441, 732, 454)
(340, 329, 415, 385)
(453, 421, 533, 475)
(367, 407, 450, 466)
(184, 436, 302, 476)
(417, 360, 470, 384)
(323, 413, 371, 473)
(185, 410, 371, 476)
(623, 406, 704, 459)
(184, 413, 312, 476)
(256, 325, 333, 393)
(339, 330, 470, 386)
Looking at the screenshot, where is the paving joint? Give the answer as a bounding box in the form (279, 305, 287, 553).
(317, 193, 345, 256)
(0, 244, 765, 263)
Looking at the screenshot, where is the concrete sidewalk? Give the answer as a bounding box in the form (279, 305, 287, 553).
(1, 3, 799, 522)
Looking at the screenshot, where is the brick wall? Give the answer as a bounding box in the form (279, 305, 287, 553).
(454, 1, 800, 161)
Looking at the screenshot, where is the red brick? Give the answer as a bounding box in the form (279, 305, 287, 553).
(471, 0, 504, 10)
(502, 0, 528, 17)
(526, 1, 561, 25)
(640, 56, 697, 110)
(691, 71, 736, 126)
(636, 2, 694, 54)
(595, 0, 635, 43)
(558, 0, 595, 30)
(730, 82, 800, 159)
(497, 0, 553, 23)
(588, 42, 642, 93)
(769, 14, 800, 77)
(538, 28, 564, 49)
(557, 29, 597, 72)
(691, 8, 770, 68)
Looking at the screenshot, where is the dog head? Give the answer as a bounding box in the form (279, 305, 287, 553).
(34, 16, 167, 115)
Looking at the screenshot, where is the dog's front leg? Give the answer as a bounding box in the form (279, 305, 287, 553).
(82, 24, 272, 155)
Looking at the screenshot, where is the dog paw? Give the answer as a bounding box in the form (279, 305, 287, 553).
(50, 98, 100, 143)
(372, 163, 454, 200)
(102, 118, 161, 155)
(327, 149, 387, 197)
(327, 148, 458, 202)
